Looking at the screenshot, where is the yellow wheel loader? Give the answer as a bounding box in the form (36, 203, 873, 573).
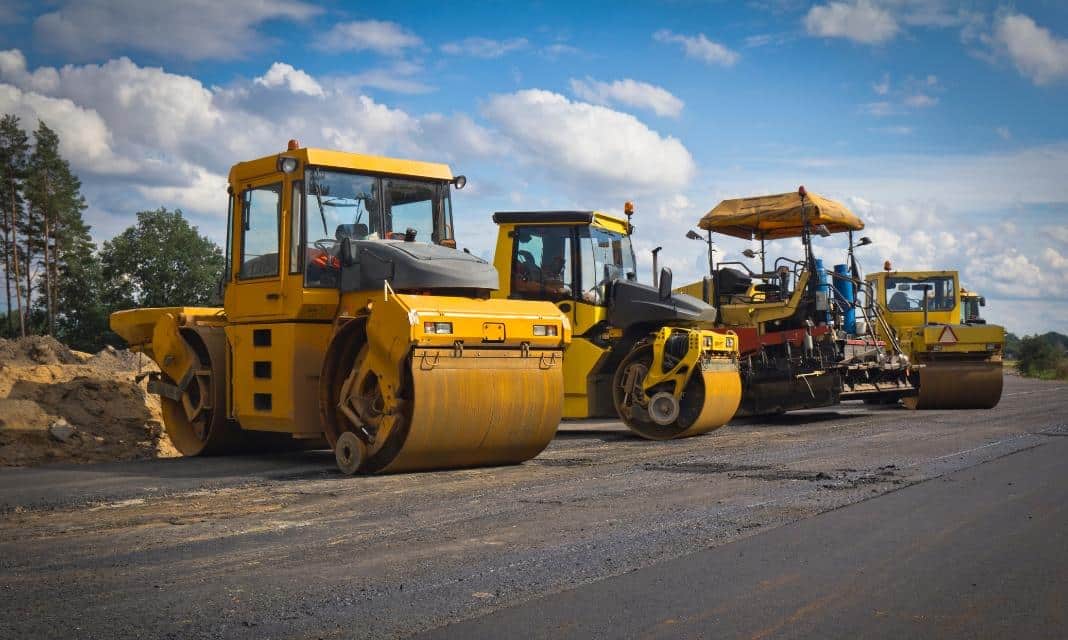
(866, 268, 1004, 409)
(111, 142, 569, 474)
(490, 207, 741, 440)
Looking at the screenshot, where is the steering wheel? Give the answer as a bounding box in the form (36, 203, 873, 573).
(314, 239, 337, 253)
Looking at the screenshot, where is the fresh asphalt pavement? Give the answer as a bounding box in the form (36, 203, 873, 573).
(420, 433, 1068, 639)
(0, 373, 1065, 639)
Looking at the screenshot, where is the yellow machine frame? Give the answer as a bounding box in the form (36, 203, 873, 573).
(491, 209, 740, 439)
(866, 269, 1004, 409)
(113, 144, 569, 473)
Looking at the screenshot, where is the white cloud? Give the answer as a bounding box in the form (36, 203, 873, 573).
(804, 0, 899, 44)
(1044, 247, 1068, 270)
(482, 89, 696, 196)
(569, 77, 684, 118)
(315, 20, 422, 55)
(653, 30, 739, 67)
(542, 43, 582, 59)
(903, 93, 937, 107)
(0, 51, 500, 239)
(996, 126, 1011, 140)
(872, 73, 890, 95)
(254, 63, 324, 97)
(992, 13, 1068, 85)
(33, 0, 320, 61)
(0, 84, 136, 175)
(441, 37, 528, 58)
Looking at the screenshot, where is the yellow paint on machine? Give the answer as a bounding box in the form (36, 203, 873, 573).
(381, 348, 563, 472)
(111, 144, 570, 474)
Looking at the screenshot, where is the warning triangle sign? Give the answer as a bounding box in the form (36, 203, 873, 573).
(938, 326, 958, 344)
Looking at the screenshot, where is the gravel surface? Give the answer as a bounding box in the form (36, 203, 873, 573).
(0, 374, 1065, 639)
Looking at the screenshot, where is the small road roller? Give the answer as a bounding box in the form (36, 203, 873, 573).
(491, 207, 741, 440)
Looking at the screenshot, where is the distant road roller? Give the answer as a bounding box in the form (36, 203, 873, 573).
(111, 143, 569, 474)
(867, 267, 1004, 409)
(490, 207, 741, 439)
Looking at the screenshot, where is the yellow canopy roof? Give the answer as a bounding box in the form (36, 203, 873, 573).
(699, 190, 864, 240)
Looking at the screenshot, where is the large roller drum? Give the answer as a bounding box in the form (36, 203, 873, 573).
(903, 360, 1004, 410)
(322, 323, 563, 474)
(155, 327, 244, 456)
(612, 345, 741, 440)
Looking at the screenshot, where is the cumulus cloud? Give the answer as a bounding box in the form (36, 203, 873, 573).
(653, 30, 739, 66)
(440, 37, 529, 58)
(254, 63, 324, 97)
(482, 90, 695, 197)
(804, 0, 899, 44)
(0, 50, 498, 235)
(314, 20, 422, 55)
(33, 0, 320, 61)
(569, 77, 684, 118)
(991, 12, 1068, 85)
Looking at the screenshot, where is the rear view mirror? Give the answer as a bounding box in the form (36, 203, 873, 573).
(339, 237, 354, 266)
(658, 267, 673, 300)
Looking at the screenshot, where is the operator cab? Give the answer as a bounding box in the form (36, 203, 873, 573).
(498, 212, 637, 306)
(301, 167, 459, 288)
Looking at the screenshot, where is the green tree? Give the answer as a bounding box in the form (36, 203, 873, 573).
(0, 114, 30, 337)
(101, 208, 223, 309)
(1017, 335, 1061, 377)
(24, 121, 90, 336)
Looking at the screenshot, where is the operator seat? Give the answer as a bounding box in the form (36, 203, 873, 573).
(716, 267, 752, 305)
(888, 291, 909, 311)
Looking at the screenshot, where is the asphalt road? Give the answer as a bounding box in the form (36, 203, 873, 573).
(0, 374, 1065, 639)
(422, 433, 1068, 640)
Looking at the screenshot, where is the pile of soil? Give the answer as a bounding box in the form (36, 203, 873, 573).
(0, 337, 177, 467)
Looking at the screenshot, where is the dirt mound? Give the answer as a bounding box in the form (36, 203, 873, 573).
(0, 344, 176, 466)
(0, 336, 83, 366)
(85, 345, 151, 372)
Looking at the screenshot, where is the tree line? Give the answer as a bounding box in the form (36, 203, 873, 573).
(0, 114, 224, 351)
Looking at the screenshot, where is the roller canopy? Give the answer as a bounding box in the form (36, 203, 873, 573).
(699, 191, 864, 240)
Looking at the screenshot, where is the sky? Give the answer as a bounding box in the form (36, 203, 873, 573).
(0, 0, 1066, 334)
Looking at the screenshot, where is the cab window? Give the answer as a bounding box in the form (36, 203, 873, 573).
(239, 184, 281, 279)
(885, 275, 956, 311)
(384, 178, 437, 242)
(511, 226, 574, 302)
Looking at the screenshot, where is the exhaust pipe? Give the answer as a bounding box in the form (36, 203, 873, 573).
(652, 247, 662, 288)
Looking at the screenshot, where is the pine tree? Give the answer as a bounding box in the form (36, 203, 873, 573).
(0, 114, 30, 337)
(24, 121, 90, 336)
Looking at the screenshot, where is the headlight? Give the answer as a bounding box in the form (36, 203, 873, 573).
(423, 322, 452, 334)
(277, 156, 299, 173)
(533, 324, 558, 337)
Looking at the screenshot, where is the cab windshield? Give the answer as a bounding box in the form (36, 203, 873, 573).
(885, 275, 956, 312)
(579, 228, 636, 305)
(303, 167, 455, 287)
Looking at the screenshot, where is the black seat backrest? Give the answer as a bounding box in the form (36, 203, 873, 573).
(716, 267, 752, 298)
(888, 291, 909, 311)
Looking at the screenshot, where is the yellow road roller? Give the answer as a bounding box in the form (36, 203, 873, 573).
(490, 206, 741, 439)
(867, 267, 1004, 409)
(111, 143, 569, 474)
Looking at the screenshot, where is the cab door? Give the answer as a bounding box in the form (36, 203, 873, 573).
(509, 224, 579, 330)
(226, 178, 286, 321)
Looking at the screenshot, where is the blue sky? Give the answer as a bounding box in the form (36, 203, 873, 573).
(1, 0, 1067, 334)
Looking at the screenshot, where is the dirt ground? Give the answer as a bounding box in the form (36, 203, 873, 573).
(0, 336, 176, 466)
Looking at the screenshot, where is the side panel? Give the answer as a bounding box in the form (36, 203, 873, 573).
(562, 337, 610, 418)
(226, 322, 333, 433)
